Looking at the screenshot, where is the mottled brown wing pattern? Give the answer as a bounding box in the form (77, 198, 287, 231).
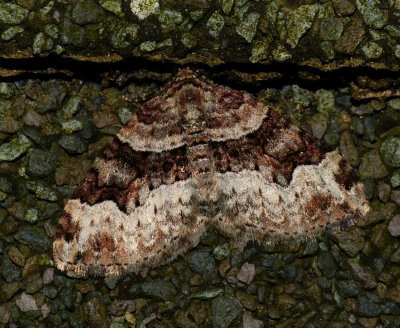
(53, 68, 369, 277)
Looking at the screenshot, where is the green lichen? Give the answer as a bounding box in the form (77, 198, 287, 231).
(0, 134, 32, 162)
(221, 0, 234, 15)
(0, 84, 13, 99)
(207, 11, 225, 38)
(385, 25, 400, 39)
(24, 208, 38, 223)
(44, 25, 58, 39)
(388, 99, 400, 110)
(130, 0, 159, 20)
(320, 41, 335, 60)
(0, 3, 29, 25)
(362, 42, 383, 59)
(357, 0, 388, 29)
(380, 136, 400, 168)
(286, 5, 319, 48)
(111, 24, 138, 49)
(0, 191, 7, 202)
(190, 10, 204, 21)
(292, 85, 312, 107)
(25, 181, 57, 202)
(272, 44, 292, 62)
(32, 32, 53, 55)
(315, 90, 335, 114)
(118, 107, 133, 124)
(159, 9, 183, 30)
(139, 40, 156, 52)
(39, 1, 54, 16)
(61, 120, 83, 134)
(181, 32, 197, 49)
(1, 27, 24, 41)
(250, 38, 271, 63)
(236, 12, 260, 43)
(99, 0, 123, 17)
(62, 96, 81, 117)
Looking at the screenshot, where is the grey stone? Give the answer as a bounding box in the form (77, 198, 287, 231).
(319, 18, 344, 41)
(108, 300, 135, 316)
(0, 281, 21, 302)
(388, 214, 400, 237)
(359, 149, 388, 179)
(348, 260, 377, 289)
(357, 292, 381, 318)
(391, 246, 400, 264)
(380, 137, 400, 167)
(26, 149, 57, 177)
(84, 297, 110, 328)
(71, 0, 105, 25)
(377, 182, 391, 202)
(190, 288, 224, 300)
(0, 176, 13, 194)
(188, 251, 216, 278)
(58, 134, 87, 154)
(14, 226, 51, 252)
(60, 19, 85, 45)
(243, 312, 264, 328)
(0, 305, 10, 325)
(105, 275, 120, 290)
(317, 251, 337, 278)
(42, 285, 58, 299)
(335, 16, 365, 54)
(331, 228, 365, 257)
(142, 280, 177, 300)
(237, 262, 256, 285)
(0, 116, 23, 133)
(211, 296, 243, 328)
(339, 131, 360, 167)
(25, 272, 43, 294)
(336, 280, 360, 298)
(24, 80, 66, 114)
(16, 292, 38, 312)
(1, 254, 21, 282)
(43, 268, 54, 285)
(333, 0, 356, 15)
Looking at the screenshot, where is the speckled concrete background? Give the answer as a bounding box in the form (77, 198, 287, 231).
(1, 1, 400, 328)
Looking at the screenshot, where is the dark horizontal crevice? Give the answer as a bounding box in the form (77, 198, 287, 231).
(0, 56, 398, 95)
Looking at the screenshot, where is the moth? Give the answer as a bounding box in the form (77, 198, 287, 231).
(53, 68, 369, 276)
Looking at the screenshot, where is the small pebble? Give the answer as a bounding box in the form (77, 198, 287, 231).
(388, 214, 400, 237)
